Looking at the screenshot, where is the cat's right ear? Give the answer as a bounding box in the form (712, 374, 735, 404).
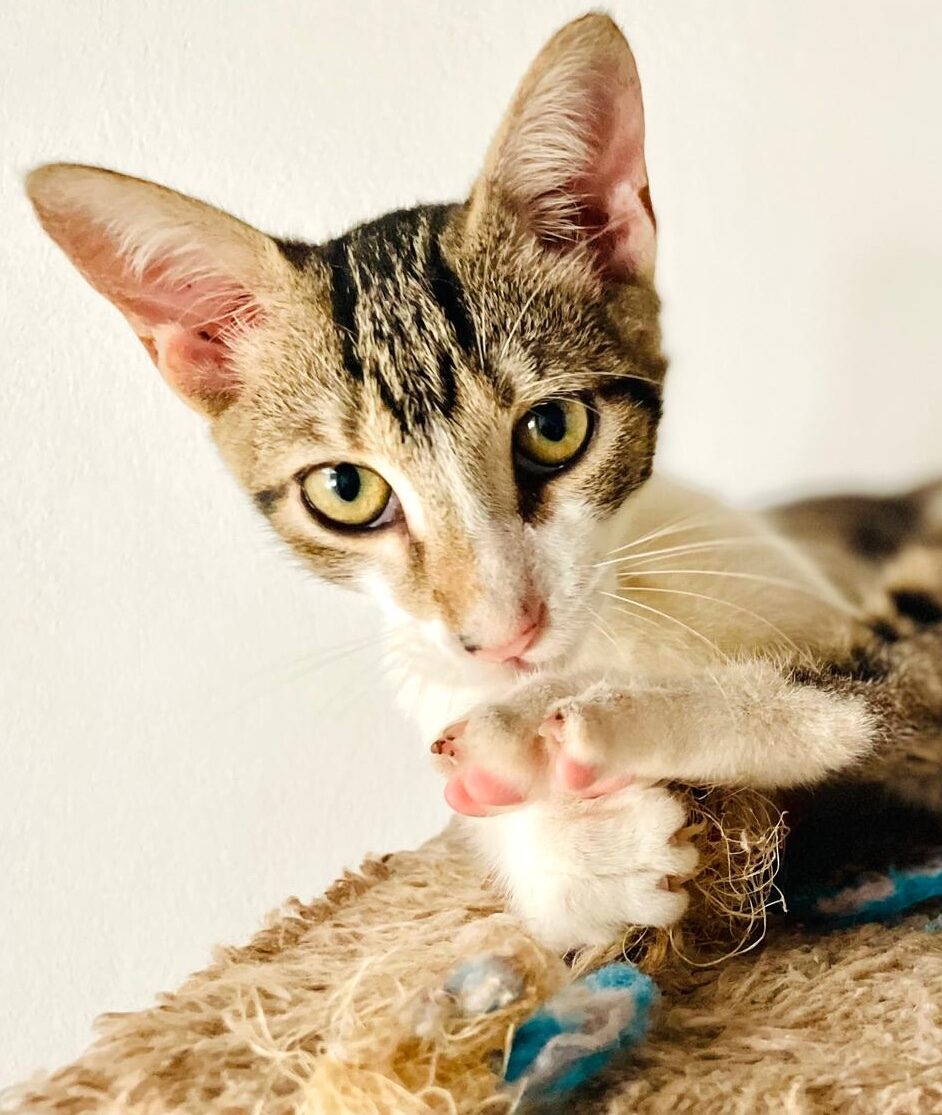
(26, 164, 293, 416)
(469, 13, 656, 282)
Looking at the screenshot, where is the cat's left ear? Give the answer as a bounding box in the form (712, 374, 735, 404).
(26, 164, 294, 416)
(470, 13, 655, 280)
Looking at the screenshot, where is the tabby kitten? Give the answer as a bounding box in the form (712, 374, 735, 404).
(27, 14, 942, 950)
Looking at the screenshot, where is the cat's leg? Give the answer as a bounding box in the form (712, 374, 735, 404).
(546, 630, 942, 809)
(432, 662, 877, 812)
(435, 628, 942, 806)
(435, 630, 942, 948)
(432, 676, 599, 815)
(432, 664, 862, 950)
(434, 661, 878, 810)
(541, 661, 879, 792)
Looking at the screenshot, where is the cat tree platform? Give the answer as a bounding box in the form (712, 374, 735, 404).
(5, 824, 942, 1114)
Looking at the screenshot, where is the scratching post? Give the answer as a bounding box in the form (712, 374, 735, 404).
(5, 791, 942, 1114)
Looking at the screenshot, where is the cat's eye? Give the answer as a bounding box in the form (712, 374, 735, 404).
(299, 463, 396, 529)
(514, 398, 592, 474)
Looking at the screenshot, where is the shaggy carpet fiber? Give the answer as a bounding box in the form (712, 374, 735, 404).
(5, 825, 942, 1114)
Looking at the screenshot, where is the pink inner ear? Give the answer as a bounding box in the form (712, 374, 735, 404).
(66, 219, 260, 407)
(588, 80, 655, 277)
(553, 65, 656, 279)
(151, 322, 241, 405)
(126, 263, 260, 404)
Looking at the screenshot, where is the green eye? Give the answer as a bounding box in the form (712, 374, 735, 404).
(514, 398, 592, 472)
(300, 463, 395, 528)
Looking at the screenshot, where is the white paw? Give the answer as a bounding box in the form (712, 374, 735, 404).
(472, 784, 700, 952)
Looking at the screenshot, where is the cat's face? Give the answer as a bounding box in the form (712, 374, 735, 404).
(27, 14, 663, 675)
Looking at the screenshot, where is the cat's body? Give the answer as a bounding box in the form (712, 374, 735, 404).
(26, 15, 942, 952)
(391, 473, 942, 946)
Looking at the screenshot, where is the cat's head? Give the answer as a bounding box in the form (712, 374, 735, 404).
(27, 13, 663, 677)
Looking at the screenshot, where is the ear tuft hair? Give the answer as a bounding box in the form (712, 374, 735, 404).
(26, 164, 286, 414)
(474, 13, 656, 280)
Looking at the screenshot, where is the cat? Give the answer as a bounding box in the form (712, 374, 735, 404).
(26, 13, 942, 952)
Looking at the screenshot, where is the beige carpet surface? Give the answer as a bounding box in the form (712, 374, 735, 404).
(579, 917, 942, 1114)
(5, 827, 942, 1115)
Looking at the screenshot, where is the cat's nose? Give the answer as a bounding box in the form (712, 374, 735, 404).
(461, 599, 546, 663)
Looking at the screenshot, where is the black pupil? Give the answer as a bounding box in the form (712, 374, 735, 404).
(532, 402, 567, 443)
(331, 464, 361, 503)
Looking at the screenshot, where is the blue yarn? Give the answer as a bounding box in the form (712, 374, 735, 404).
(505, 1015, 566, 1083)
(541, 1049, 614, 1097)
(505, 962, 658, 1101)
(790, 853, 942, 927)
(845, 863, 942, 925)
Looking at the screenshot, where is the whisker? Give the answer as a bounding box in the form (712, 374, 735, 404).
(230, 629, 379, 688)
(602, 592, 684, 646)
(619, 584, 813, 666)
(615, 567, 857, 615)
(600, 510, 730, 559)
(474, 235, 496, 372)
(597, 585, 691, 655)
(264, 629, 396, 695)
(497, 262, 561, 366)
(704, 663, 738, 727)
(602, 591, 730, 663)
(585, 603, 625, 659)
(593, 536, 787, 570)
(592, 368, 664, 389)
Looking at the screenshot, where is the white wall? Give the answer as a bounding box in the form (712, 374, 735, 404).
(3, 0, 941, 1085)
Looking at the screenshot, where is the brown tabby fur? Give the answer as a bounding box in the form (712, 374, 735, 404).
(24, 12, 942, 918)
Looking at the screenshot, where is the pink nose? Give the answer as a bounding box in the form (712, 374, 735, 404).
(470, 601, 546, 663)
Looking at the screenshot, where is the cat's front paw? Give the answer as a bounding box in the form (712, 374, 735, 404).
(431, 680, 643, 817)
(539, 682, 652, 794)
(496, 785, 701, 950)
(431, 699, 548, 817)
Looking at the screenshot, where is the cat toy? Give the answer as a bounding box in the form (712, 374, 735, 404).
(504, 962, 658, 1105)
(419, 952, 658, 1107)
(788, 849, 942, 928)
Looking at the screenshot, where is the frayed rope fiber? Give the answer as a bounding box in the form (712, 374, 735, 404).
(6, 788, 942, 1114)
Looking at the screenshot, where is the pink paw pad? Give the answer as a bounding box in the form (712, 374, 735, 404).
(444, 767, 525, 817)
(578, 773, 635, 799)
(554, 750, 600, 792)
(443, 777, 489, 817)
(540, 709, 635, 799)
(434, 720, 528, 817)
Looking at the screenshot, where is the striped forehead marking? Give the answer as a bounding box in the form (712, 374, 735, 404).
(314, 205, 480, 433)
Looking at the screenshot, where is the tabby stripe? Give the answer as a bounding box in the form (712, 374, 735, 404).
(253, 484, 286, 515)
(375, 371, 411, 434)
(425, 215, 478, 358)
(274, 237, 315, 270)
(321, 238, 363, 381)
(892, 590, 942, 626)
(596, 373, 663, 419)
(437, 350, 459, 417)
